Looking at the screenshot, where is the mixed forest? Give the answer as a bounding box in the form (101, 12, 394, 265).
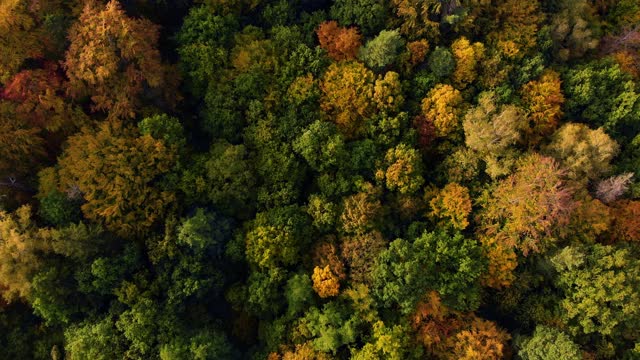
(2, 0, 640, 359)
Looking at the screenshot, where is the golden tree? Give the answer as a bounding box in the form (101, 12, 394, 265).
(57, 121, 177, 237)
(64, 0, 167, 119)
(421, 84, 464, 138)
(320, 61, 375, 137)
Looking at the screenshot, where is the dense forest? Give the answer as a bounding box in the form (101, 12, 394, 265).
(1, 0, 640, 359)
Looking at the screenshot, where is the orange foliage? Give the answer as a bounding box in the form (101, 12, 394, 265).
(312, 265, 340, 298)
(2, 63, 86, 132)
(446, 318, 511, 360)
(612, 200, 640, 242)
(407, 39, 430, 66)
(411, 291, 511, 359)
(480, 154, 575, 255)
(316, 21, 362, 61)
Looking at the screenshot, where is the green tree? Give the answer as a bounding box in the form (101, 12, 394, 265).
(372, 230, 485, 313)
(330, 0, 389, 36)
(518, 325, 582, 360)
(358, 30, 405, 70)
(552, 244, 640, 341)
(245, 206, 311, 269)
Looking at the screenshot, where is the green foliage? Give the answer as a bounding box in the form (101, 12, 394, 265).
(428, 46, 455, 79)
(372, 230, 485, 314)
(181, 141, 255, 218)
(563, 59, 640, 141)
(359, 30, 405, 70)
(519, 325, 582, 360)
(552, 244, 640, 342)
(330, 0, 389, 36)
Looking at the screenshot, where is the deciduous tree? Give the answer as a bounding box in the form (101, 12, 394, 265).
(316, 21, 362, 61)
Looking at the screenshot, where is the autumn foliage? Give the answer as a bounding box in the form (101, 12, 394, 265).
(316, 21, 362, 61)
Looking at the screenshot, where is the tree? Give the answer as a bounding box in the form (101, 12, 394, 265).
(480, 154, 575, 255)
(329, 0, 388, 36)
(376, 144, 425, 194)
(462, 92, 527, 178)
(428, 47, 455, 79)
(372, 230, 485, 313)
(548, 0, 599, 62)
(176, 5, 239, 97)
(0, 0, 45, 83)
(64, 0, 169, 119)
(320, 61, 375, 137)
(180, 141, 255, 218)
(373, 71, 405, 114)
(429, 183, 472, 230)
(552, 244, 640, 341)
(518, 325, 582, 360)
(0, 206, 48, 302)
(316, 21, 362, 61)
(64, 316, 126, 360)
(520, 70, 565, 145)
(563, 59, 640, 140)
(57, 121, 177, 237)
(451, 37, 485, 89)
(595, 173, 634, 204)
(339, 187, 382, 234)
(544, 123, 619, 182)
(421, 84, 463, 138)
(295, 302, 361, 353)
(312, 266, 340, 298)
(293, 120, 347, 172)
(446, 317, 510, 360)
(245, 206, 311, 269)
(611, 200, 640, 242)
(359, 30, 405, 70)
(0, 103, 45, 179)
(340, 231, 387, 284)
(390, 0, 440, 40)
(2, 64, 87, 133)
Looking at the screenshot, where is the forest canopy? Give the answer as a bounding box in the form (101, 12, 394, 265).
(1, 0, 640, 359)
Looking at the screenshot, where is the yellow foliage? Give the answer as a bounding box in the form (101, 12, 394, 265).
(312, 265, 340, 298)
(451, 37, 485, 89)
(320, 62, 375, 138)
(521, 70, 565, 145)
(421, 84, 464, 138)
(373, 71, 404, 113)
(57, 121, 177, 238)
(430, 183, 472, 230)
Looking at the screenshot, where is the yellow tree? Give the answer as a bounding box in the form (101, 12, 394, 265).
(0, 0, 43, 83)
(421, 84, 464, 138)
(64, 0, 168, 119)
(521, 70, 565, 146)
(320, 61, 375, 137)
(57, 121, 177, 238)
(429, 183, 472, 230)
(0, 206, 49, 302)
(312, 265, 341, 298)
(451, 37, 485, 89)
